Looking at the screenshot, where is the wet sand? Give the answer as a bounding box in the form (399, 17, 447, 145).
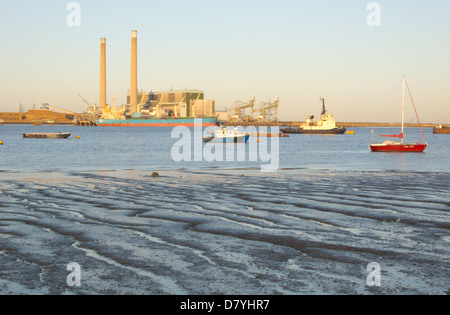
(0, 168, 449, 295)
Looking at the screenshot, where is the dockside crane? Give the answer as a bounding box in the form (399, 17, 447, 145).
(257, 98, 280, 122)
(42, 103, 79, 115)
(227, 97, 256, 121)
(77, 94, 103, 118)
(77, 94, 93, 109)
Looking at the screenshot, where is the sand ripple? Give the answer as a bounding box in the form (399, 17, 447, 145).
(0, 169, 448, 294)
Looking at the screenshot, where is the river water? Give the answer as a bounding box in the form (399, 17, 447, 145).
(0, 125, 449, 173)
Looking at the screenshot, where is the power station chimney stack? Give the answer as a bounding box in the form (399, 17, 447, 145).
(130, 30, 138, 113)
(100, 38, 107, 109)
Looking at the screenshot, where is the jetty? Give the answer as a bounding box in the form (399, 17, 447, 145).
(72, 114, 97, 126)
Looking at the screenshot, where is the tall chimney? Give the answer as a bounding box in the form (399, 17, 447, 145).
(130, 30, 138, 113)
(100, 38, 107, 109)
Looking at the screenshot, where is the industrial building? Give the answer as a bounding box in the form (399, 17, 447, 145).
(126, 90, 215, 118)
(98, 30, 216, 122)
(0, 109, 74, 125)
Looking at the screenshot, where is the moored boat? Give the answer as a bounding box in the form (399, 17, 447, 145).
(370, 141, 428, 152)
(370, 75, 428, 153)
(281, 127, 346, 134)
(23, 132, 72, 139)
(203, 127, 250, 143)
(281, 98, 346, 135)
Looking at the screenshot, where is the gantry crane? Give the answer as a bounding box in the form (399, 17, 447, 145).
(257, 97, 280, 122)
(227, 97, 256, 121)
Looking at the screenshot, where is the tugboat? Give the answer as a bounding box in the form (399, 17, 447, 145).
(281, 98, 346, 134)
(203, 127, 250, 143)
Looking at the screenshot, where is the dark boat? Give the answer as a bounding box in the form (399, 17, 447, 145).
(281, 127, 346, 134)
(23, 132, 72, 139)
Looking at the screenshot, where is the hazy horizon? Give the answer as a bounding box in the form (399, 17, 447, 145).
(0, 0, 449, 123)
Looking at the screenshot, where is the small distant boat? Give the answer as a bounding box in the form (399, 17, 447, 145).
(433, 125, 450, 134)
(370, 76, 428, 153)
(203, 127, 250, 143)
(281, 98, 346, 135)
(23, 132, 72, 139)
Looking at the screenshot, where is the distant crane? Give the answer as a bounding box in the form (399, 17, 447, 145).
(42, 103, 79, 115)
(77, 94, 93, 109)
(77, 94, 104, 118)
(257, 98, 280, 122)
(227, 97, 256, 121)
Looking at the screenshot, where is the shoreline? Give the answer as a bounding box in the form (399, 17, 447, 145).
(1, 166, 450, 178)
(0, 121, 448, 127)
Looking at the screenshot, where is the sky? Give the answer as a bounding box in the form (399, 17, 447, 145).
(0, 0, 449, 123)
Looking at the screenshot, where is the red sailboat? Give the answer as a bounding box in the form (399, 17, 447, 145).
(370, 75, 428, 152)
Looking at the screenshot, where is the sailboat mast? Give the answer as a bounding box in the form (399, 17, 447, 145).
(401, 75, 405, 144)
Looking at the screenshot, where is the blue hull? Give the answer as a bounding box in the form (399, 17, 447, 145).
(96, 117, 217, 127)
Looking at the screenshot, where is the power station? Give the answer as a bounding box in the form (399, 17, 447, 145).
(95, 30, 217, 127)
(0, 30, 280, 127)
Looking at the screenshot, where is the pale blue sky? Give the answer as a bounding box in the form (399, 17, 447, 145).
(1, 0, 449, 123)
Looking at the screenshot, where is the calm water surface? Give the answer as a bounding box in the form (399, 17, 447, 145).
(0, 124, 449, 173)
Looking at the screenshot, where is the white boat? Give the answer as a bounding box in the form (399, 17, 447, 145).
(281, 98, 346, 134)
(203, 127, 250, 143)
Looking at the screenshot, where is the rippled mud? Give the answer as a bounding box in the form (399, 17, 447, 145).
(0, 168, 449, 294)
